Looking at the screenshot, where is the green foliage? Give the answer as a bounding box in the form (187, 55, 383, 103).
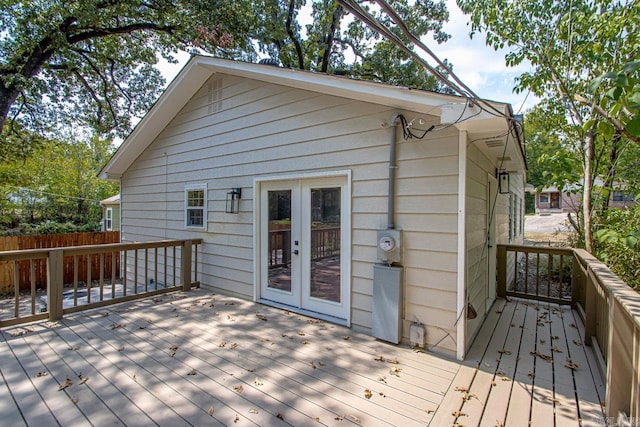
(594, 206, 640, 290)
(0, 0, 257, 139)
(0, 133, 118, 233)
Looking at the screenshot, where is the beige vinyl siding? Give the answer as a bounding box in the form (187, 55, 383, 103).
(121, 74, 460, 353)
(464, 142, 526, 346)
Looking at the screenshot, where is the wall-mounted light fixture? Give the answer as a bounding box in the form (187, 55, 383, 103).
(498, 171, 510, 194)
(225, 188, 242, 213)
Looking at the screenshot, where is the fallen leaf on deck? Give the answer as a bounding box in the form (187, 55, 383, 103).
(313, 417, 321, 422)
(318, 361, 325, 366)
(187, 369, 197, 376)
(496, 370, 505, 376)
(301, 340, 310, 345)
(230, 342, 238, 349)
(310, 362, 317, 369)
(254, 378, 263, 386)
(208, 406, 215, 416)
(530, 351, 553, 362)
(227, 315, 235, 321)
(426, 409, 435, 414)
(133, 374, 137, 382)
(11, 328, 33, 336)
(110, 323, 124, 330)
(246, 368, 256, 373)
(234, 414, 240, 423)
(374, 355, 385, 362)
(364, 389, 372, 399)
(116, 346, 124, 352)
(256, 314, 268, 321)
(454, 386, 468, 392)
(451, 410, 466, 417)
(552, 346, 563, 353)
(387, 357, 399, 364)
(379, 392, 386, 397)
(334, 415, 344, 421)
(298, 331, 306, 336)
(377, 376, 387, 383)
(234, 385, 244, 393)
(389, 366, 402, 377)
(249, 408, 259, 414)
(539, 339, 546, 345)
(463, 393, 478, 401)
(276, 413, 285, 420)
(79, 377, 89, 385)
(225, 302, 235, 306)
(565, 359, 579, 370)
(306, 318, 322, 323)
(500, 377, 511, 382)
(71, 396, 79, 404)
(67, 346, 79, 351)
(218, 341, 226, 348)
(350, 415, 361, 423)
(169, 345, 179, 351)
(528, 371, 534, 379)
(573, 340, 583, 346)
(36, 372, 48, 378)
(497, 349, 512, 355)
(342, 336, 350, 341)
(569, 323, 577, 328)
(58, 377, 73, 391)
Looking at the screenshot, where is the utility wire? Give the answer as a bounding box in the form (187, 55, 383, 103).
(1, 185, 104, 203)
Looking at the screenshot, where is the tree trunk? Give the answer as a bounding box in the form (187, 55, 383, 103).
(0, 87, 20, 135)
(600, 131, 622, 212)
(583, 130, 595, 253)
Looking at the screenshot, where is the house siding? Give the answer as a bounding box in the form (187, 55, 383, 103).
(120, 74, 460, 354)
(465, 143, 525, 348)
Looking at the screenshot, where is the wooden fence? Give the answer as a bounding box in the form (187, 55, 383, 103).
(0, 232, 120, 293)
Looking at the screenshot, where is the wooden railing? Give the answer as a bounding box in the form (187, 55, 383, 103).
(497, 244, 640, 421)
(268, 227, 340, 268)
(0, 239, 201, 328)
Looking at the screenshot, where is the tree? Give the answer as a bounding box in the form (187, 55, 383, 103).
(0, 0, 256, 145)
(457, 0, 639, 252)
(253, 0, 452, 91)
(0, 133, 119, 232)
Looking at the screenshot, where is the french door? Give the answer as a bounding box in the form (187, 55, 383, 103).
(259, 176, 349, 320)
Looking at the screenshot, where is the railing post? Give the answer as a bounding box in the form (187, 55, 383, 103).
(584, 266, 597, 346)
(47, 249, 64, 321)
(496, 245, 507, 298)
(571, 254, 581, 308)
(181, 240, 192, 291)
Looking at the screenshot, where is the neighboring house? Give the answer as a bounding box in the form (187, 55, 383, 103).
(100, 194, 120, 232)
(533, 182, 636, 213)
(99, 56, 526, 359)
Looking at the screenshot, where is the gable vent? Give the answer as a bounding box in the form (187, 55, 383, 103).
(208, 79, 223, 114)
(485, 139, 505, 148)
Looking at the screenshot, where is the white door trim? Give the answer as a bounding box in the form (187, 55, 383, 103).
(253, 170, 351, 325)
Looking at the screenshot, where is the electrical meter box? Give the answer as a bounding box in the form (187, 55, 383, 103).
(377, 229, 401, 263)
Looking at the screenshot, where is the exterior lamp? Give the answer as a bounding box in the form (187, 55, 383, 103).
(498, 171, 510, 194)
(225, 188, 242, 213)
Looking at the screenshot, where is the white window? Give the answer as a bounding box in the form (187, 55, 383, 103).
(539, 193, 549, 203)
(105, 207, 113, 231)
(185, 184, 207, 229)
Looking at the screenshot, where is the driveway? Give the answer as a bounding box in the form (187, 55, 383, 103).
(525, 213, 572, 233)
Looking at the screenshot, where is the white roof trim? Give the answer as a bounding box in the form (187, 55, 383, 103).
(100, 55, 511, 179)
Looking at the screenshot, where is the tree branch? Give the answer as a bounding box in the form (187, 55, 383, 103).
(285, 0, 305, 69)
(575, 94, 640, 146)
(66, 23, 176, 45)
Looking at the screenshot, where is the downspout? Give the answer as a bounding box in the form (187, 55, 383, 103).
(388, 114, 402, 229)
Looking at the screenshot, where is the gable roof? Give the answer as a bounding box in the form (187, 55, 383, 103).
(100, 194, 120, 205)
(100, 55, 521, 179)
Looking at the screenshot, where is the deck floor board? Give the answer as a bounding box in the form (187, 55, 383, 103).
(0, 291, 607, 426)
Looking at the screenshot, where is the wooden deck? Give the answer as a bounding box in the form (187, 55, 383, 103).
(0, 290, 605, 426)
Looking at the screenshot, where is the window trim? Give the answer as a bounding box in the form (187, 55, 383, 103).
(105, 207, 113, 231)
(185, 183, 207, 229)
(539, 193, 549, 203)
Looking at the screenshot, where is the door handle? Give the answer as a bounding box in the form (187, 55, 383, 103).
(293, 249, 299, 255)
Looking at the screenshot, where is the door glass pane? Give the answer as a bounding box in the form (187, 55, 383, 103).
(309, 187, 341, 302)
(267, 190, 292, 292)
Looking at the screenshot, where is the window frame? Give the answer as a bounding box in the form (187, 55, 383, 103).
(185, 184, 207, 229)
(539, 193, 549, 203)
(105, 207, 113, 231)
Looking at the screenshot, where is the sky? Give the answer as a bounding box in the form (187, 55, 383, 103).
(157, 0, 538, 114)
